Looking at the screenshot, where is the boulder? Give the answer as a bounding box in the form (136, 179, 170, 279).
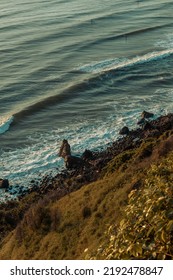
(0, 178, 9, 189)
(143, 121, 153, 130)
(82, 149, 93, 160)
(64, 155, 84, 169)
(141, 111, 154, 119)
(119, 126, 129, 135)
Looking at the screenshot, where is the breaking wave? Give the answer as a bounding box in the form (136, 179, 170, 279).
(77, 48, 173, 74)
(0, 116, 14, 135)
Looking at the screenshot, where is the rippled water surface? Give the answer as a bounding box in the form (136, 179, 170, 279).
(1, 0, 173, 201)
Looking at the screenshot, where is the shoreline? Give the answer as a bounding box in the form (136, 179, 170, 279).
(0, 111, 173, 258)
(0, 111, 173, 251)
(1, 112, 173, 203)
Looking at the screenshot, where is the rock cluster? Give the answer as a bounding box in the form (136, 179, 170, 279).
(2, 112, 173, 201)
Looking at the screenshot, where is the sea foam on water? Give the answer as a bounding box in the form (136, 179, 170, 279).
(0, 116, 14, 135)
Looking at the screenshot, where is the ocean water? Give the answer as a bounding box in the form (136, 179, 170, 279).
(1, 0, 173, 201)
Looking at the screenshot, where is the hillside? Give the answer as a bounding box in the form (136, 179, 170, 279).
(0, 114, 173, 260)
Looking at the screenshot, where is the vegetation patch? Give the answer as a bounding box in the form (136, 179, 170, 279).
(102, 150, 136, 177)
(1, 121, 173, 260)
(93, 153, 173, 260)
(135, 138, 156, 160)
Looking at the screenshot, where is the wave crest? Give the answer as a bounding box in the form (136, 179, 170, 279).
(77, 48, 173, 74)
(0, 116, 14, 135)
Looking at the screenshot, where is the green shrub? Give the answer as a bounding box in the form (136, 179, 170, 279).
(95, 153, 173, 260)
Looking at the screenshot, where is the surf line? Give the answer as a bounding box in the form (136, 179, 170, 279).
(0, 116, 14, 135)
(79, 48, 173, 74)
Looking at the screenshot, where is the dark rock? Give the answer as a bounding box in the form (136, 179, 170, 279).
(30, 180, 35, 184)
(0, 179, 9, 189)
(143, 129, 160, 138)
(143, 121, 153, 130)
(64, 155, 84, 169)
(18, 188, 23, 195)
(82, 149, 93, 160)
(137, 118, 146, 125)
(75, 174, 84, 183)
(119, 126, 129, 135)
(141, 111, 154, 119)
(58, 139, 71, 158)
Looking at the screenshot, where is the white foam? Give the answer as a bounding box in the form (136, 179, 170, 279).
(155, 33, 173, 49)
(77, 49, 173, 74)
(1, 90, 172, 202)
(0, 116, 13, 134)
(78, 58, 121, 73)
(1, 42, 173, 202)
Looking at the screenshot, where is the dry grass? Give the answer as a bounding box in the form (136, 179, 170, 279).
(1, 132, 173, 259)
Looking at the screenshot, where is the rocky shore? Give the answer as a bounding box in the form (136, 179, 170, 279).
(1, 112, 173, 257)
(21, 112, 173, 194)
(1, 111, 173, 201)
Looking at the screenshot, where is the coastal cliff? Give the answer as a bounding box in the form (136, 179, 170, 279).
(0, 113, 173, 260)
